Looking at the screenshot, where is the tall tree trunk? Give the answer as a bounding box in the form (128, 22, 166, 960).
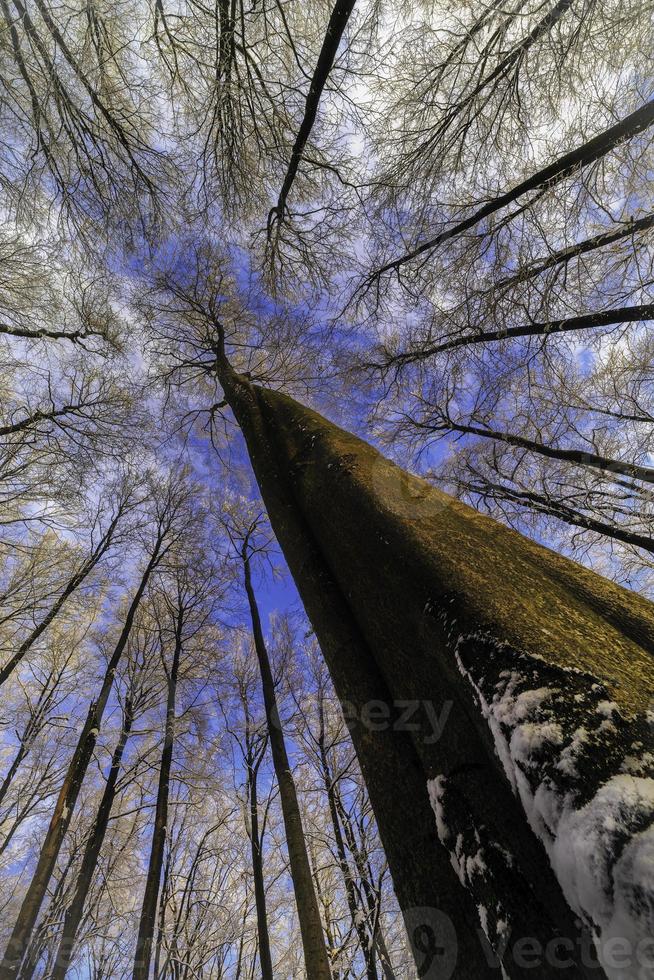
(268, 0, 356, 232)
(50, 699, 135, 980)
(0, 542, 164, 980)
(132, 613, 182, 980)
(0, 742, 29, 815)
(382, 302, 654, 367)
(437, 415, 654, 485)
(218, 366, 499, 977)
(242, 549, 332, 980)
(247, 758, 274, 980)
(216, 363, 654, 977)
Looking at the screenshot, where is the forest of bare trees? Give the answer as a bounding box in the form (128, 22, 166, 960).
(0, 0, 653, 977)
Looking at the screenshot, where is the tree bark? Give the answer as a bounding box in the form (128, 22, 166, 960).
(16, 851, 76, 980)
(216, 363, 654, 977)
(216, 365, 502, 977)
(242, 550, 332, 980)
(0, 541, 164, 980)
(132, 612, 182, 980)
(151, 847, 170, 980)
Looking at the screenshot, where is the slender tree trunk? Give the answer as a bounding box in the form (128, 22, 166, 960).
(495, 210, 654, 291)
(132, 615, 182, 980)
(0, 743, 29, 814)
(247, 761, 274, 980)
(50, 700, 135, 980)
(242, 550, 332, 980)
(382, 302, 654, 367)
(456, 474, 654, 554)
(216, 364, 654, 977)
(332, 786, 395, 980)
(268, 0, 356, 231)
(0, 543, 164, 980)
(234, 908, 247, 980)
(0, 404, 86, 437)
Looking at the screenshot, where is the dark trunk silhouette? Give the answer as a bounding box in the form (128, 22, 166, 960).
(433, 416, 654, 485)
(332, 779, 395, 980)
(16, 851, 77, 980)
(0, 666, 61, 810)
(0, 403, 87, 438)
(267, 0, 357, 235)
(379, 302, 654, 369)
(369, 95, 654, 279)
(151, 848, 170, 980)
(428, 0, 574, 149)
(0, 321, 107, 343)
(456, 474, 654, 555)
(316, 699, 381, 980)
(495, 210, 654, 291)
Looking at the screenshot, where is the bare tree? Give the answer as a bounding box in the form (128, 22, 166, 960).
(0, 475, 192, 979)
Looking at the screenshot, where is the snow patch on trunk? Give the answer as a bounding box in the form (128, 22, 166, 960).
(451, 630, 654, 980)
(428, 774, 513, 966)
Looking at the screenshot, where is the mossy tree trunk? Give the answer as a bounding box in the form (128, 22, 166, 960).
(216, 362, 654, 979)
